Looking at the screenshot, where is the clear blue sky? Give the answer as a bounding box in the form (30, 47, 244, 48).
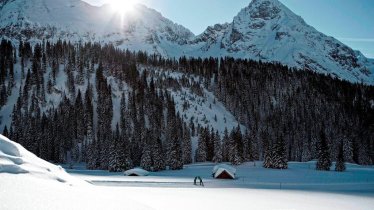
(83, 0, 374, 58)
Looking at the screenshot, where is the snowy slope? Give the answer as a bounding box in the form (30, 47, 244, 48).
(142, 67, 246, 157)
(145, 67, 245, 133)
(0, 134, 85, 186)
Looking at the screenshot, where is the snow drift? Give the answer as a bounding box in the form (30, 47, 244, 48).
(0, 134, 85, 186)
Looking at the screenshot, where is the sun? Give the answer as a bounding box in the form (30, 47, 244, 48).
(109, 0, 138, 14)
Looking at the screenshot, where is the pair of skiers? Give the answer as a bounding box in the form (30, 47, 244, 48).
(194, 176, 204, 186)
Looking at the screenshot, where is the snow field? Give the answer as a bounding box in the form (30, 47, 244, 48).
(1, 136, 374, 210)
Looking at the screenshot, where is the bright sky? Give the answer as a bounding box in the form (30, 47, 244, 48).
(83, 0, 374, 58)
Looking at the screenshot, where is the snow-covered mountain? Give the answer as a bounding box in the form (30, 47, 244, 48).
(0, 0, 194, 56)
(188, 0, 374, 84)
(1, 0, 373, 84)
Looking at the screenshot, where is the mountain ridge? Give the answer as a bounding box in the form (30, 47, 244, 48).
(0, 0, 373, 84)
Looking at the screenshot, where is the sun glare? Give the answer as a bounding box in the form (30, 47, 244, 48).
(110, 0, 137, 14)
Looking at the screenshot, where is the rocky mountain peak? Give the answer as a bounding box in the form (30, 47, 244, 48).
(247, 0, 282, 20)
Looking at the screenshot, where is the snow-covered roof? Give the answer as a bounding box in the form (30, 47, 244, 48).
(214, 168, 236, 179)
(212, 164, 236, 175)
(124, 168, 150, 176)
(212, 164, 236, 179)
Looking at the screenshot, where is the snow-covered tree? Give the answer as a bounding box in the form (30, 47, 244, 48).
(195, 129, 207, 162)
(140, 144, 152, 171)
(182, 123, 192, 164)
(212, 130, 222, 163)
(273, 136, 288, 169)
(263, 144, 274, 169)
(152, 138, 166, 171)
(229, 127, 242, 165)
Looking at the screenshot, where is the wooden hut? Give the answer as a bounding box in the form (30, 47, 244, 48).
(212, 164, 236, 179)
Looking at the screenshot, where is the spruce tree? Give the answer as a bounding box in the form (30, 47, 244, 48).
(152, 138, 166, 171)
(84, 84, 94, 145)
(2, 125, 9, 137)
(108, 125, 121, 172)
(196, 129, 207, 162)
(75, 90, 84, 143)
(274, 136, 288, 169)
(182, 123, 192, 164)
(222, 128, 230, 162)
(263, 144, 274, 169)
(164, 100, 183, 170)
(229, 128, 241, 165)
(212, 130, 223, 163)
(140, 144, 152, 171)
(117, 134, 133, 171)
(335, 143, 346, 172)
(316, 130, 332, 171)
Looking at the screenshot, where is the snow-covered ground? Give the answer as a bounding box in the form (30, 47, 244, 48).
(66, 162, 374, 194)
(2, 170, 374, 210)
(1, 135, 374, 210)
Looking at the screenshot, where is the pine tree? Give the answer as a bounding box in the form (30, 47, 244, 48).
(84, 83, 94, 145)
(229, 128, 242, 165)
(212, 130, 223, 163)
(242, 130, 250, 161)
(0, 83, 7, 106)
(206, 128, 214, 161)
(152, 138, 166, 171)
(316, 130, 332, 171)
(263, 144, 274, 169)
(75, 90, 84, 143)
(181, 123, 192, 164)
(342, 137, 353, 163)
(165, 99, 183, 170)
(273, 136, 288, 169)
(196, 129, 207, 162)
(222, 128, 230, 162)
(335, 143, 346, 172)
(2, 125, 9, 137)
(117, 134, 133, 171)
(108, 124, 121, 172)
(140, 144, 152, 171)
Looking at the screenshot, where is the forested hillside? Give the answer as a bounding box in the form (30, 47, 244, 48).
(1, 39, 373, 172)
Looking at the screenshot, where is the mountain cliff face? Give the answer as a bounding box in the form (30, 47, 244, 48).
(0, 0, 373, 84)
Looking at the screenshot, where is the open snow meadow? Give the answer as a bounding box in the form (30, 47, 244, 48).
(1, 135, 374, 210)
